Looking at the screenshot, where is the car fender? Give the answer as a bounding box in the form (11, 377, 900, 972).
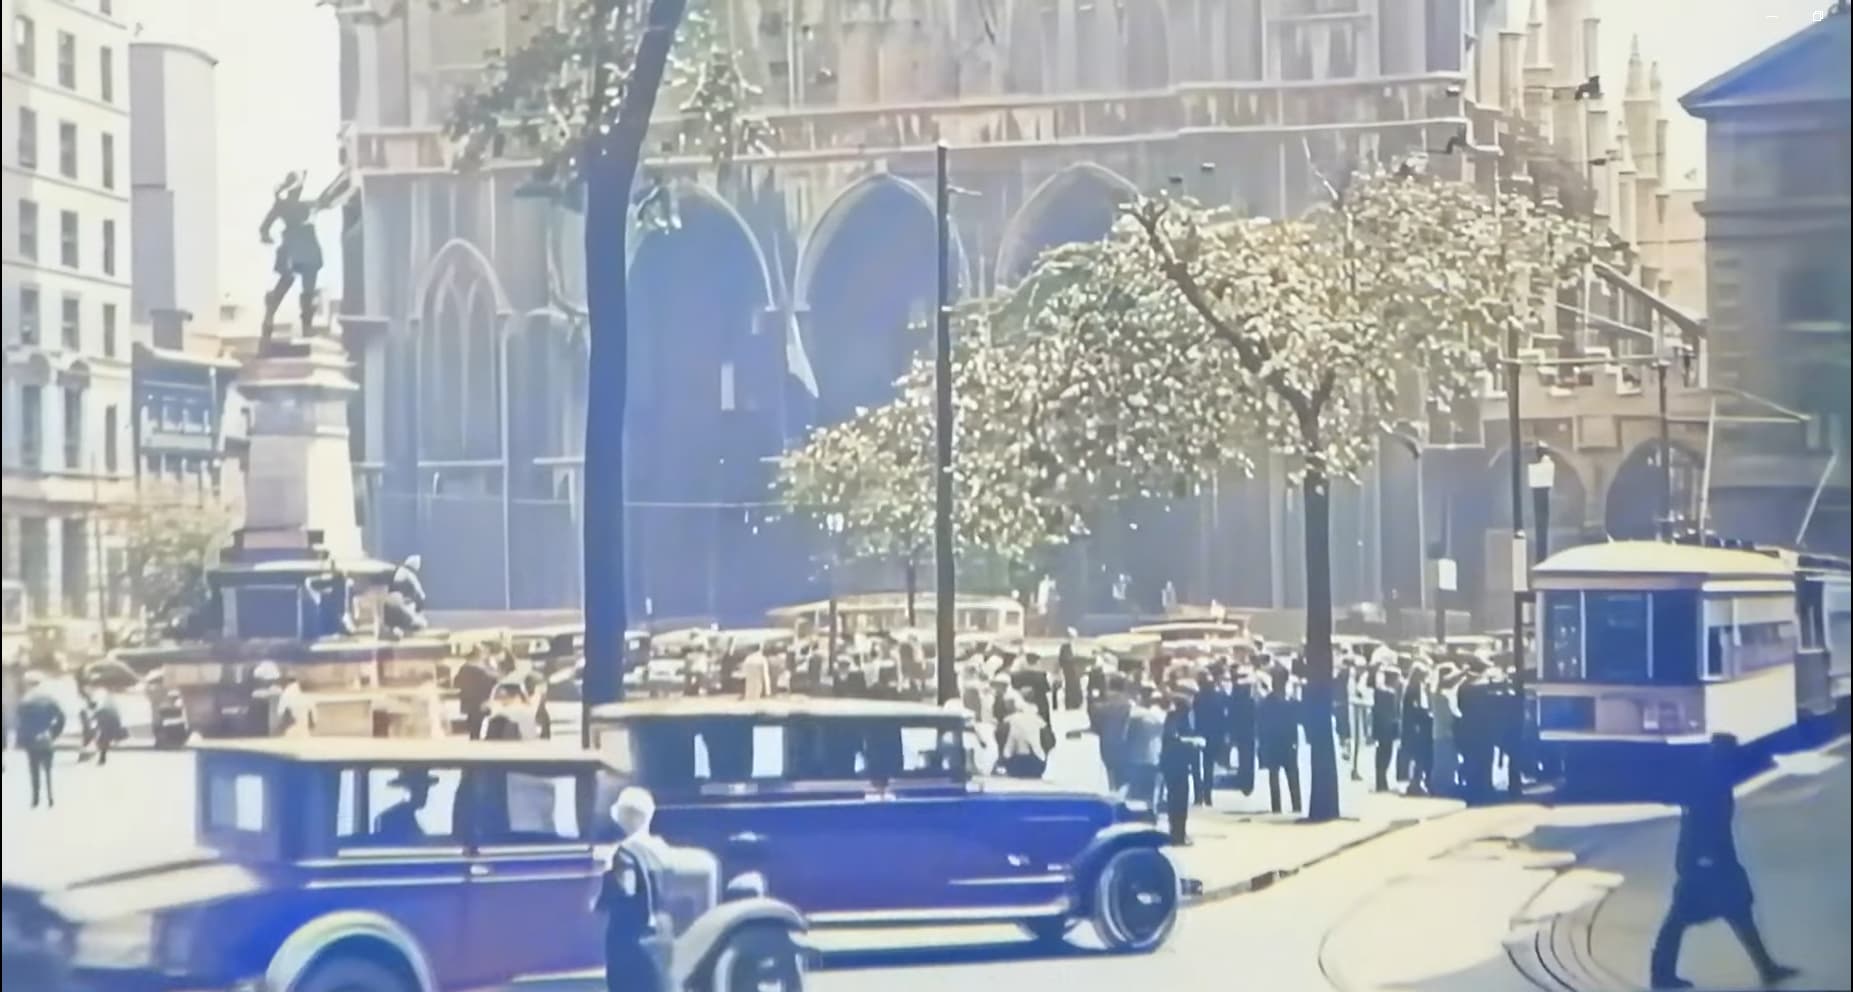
(265, 911, 436, 992)
(669, 897, 807, 988)
(1069, 823, 1168, 914)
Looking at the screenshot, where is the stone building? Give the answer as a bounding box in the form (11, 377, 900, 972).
(1680, 8, 1851, 555)
(2, 0, 138, 639)
(328, 0, 1710, 629)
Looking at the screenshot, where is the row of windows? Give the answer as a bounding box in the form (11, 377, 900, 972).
(13, 15, 115, 102)
(9, 516, 126, 622)
(15, 108, 117, 189)
(1541, 589, 1800, 685)
(14, 384, 119, 474)
(13, 284, 119, 356)
(15, 199, 117, 275)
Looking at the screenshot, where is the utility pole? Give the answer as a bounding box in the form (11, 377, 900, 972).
(1656, 356, 1673, 540)
(933, 143, 957, 705)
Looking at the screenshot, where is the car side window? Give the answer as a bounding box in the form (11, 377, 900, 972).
(335, 766, 463, 846)
(475, 771, 582, 844)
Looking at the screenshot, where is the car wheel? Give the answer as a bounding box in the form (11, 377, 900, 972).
(709, 924, 804, 992)
(1090, 847, 1179, 953)
(296, 957, 411, 992)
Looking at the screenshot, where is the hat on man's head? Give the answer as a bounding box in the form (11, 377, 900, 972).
(388, 768, 441, 790)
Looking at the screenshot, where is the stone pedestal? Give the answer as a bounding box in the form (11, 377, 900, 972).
(212, 337, 389, 641)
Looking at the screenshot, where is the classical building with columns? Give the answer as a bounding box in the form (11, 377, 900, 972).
(326, 0, 1717, 631)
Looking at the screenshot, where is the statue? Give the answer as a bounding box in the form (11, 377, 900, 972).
(258, 171, 346, 346)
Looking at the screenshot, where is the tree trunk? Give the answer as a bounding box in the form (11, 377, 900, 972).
(1302, 466, 1342, 822)
(581, 0, 690, 711)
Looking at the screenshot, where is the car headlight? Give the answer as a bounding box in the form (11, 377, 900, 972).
(70, 913, 156, 968)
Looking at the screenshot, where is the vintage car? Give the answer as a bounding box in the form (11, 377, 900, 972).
(587, 697, 1182, 952)
(0, 739, 809, 992)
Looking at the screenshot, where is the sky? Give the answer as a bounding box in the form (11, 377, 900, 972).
(129, 0, 1838, 311)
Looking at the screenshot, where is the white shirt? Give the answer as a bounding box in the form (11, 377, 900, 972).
(740, 651, 771, 699)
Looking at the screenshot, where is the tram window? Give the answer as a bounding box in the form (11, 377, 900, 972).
(1543, 592, 1583, 680)
(1651, 592, 1699, 684)
(1585, 592, 1650, 682)
(1707, 628, 1728, 678)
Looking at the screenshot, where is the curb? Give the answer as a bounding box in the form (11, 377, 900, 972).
(1184, 816, 1423, 906)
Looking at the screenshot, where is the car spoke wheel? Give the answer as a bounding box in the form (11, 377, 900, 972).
(710, 925, 803, 992)
(1091, 848, 1179, 953)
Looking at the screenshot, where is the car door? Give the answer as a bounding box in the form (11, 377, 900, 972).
(317, 763, 474, 990)
(460, 763, 605, 985)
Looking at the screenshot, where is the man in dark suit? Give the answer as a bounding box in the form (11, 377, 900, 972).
(1090, 675, 1134, 793)
(1649, 734, 1798, 990)
(1159, 692, 1203, 844)
(1192, 671, 1230, 807)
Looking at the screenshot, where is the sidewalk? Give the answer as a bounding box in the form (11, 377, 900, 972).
(1041, 709, 1466, 903)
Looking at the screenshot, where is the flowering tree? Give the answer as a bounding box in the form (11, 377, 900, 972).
(1123, 165, 1604, 820)
(776, 240, 1250, 602)
(438, 0, 764, 706)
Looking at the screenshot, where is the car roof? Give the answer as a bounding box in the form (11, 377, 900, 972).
(590, 696, 955, 721)
(196, 738, 610, 766)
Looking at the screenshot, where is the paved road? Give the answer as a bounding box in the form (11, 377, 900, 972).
(1319, 745, 1851, 992)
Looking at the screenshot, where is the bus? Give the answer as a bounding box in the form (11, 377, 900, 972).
(1531, 540, 1851, 794)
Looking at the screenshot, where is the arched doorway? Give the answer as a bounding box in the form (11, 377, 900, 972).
(994, 163, 1138, 285)
(794, 174, 961, 429)
(625, 185, 778, 624)
(1605, 439, 1705, 541)
(408, 238, 511, 609)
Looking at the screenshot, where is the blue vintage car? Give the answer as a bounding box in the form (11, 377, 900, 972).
(0, 738, 808, 992)
(586, 697, 1181, 952)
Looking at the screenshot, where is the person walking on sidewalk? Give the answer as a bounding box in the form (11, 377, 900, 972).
(1091, 675, 1135, 793)
(1649, 734, 1799, 991)
(1123, 688, 1165, 808)
(1159, 692, 1203, 844)
(1346, 656, 1374, 782)
(1371, 666, 1404, 792)
(1401, 663, 1434, 796)
(1258, 671, 1303, 815)
(16, 672, 66, 808)
(1192, 670, 1229, 807)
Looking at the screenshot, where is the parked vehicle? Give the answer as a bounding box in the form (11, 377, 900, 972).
(587, 696, 1183, 952)
(0, 739, 809, 991)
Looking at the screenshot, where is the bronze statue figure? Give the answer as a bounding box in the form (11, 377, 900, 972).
(259, 171, 345, 345)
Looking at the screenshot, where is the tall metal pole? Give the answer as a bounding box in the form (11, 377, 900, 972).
(1657, 358, 1673, 541)
(934, 143, 957, 705)
(1498, 160, 1528, 801)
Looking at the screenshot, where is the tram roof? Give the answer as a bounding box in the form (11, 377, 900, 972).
(1534, 541, 1794, 580)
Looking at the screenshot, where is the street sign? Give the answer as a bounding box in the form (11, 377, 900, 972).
(1431, 558, 1458, 593)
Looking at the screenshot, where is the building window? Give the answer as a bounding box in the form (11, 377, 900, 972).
(20, 519, 48, 617)
(56, 30, 75, 89)
(101, 219, 116, 276)
(18, 199, 38, 260)
(103, 405, 118, 473)
(98, 45, 113, 102)
(16, 107, 36, 169)
(18, 285, 40, 346)
(63, 387, 84, 470)
(101, 302, 117, 357)
(57, 120, 77, 179)
(60, 293, 80, 350)
(60, 210, 78, 268)
(62, 518, 88, 617)
(21, 385, 43, 469)
(13, 15, 34, 77)
(100, 132, 115, 189)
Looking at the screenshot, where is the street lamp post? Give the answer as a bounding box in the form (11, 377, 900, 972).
(934, 143, 957, 705)
(825, 511, 845, 672)
(1528, 449, 1556, 564)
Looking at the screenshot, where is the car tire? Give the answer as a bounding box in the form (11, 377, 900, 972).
(295, 956, 412, 992)
(709, 924, 804, 992)
(1090, 847, 1179, 953)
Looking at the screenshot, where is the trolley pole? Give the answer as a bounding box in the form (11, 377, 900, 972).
(1657, 357, 1673, 541)
(933, 143, 957, 705)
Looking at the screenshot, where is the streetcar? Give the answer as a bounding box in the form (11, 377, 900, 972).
(1530, 540, 1851, 795)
